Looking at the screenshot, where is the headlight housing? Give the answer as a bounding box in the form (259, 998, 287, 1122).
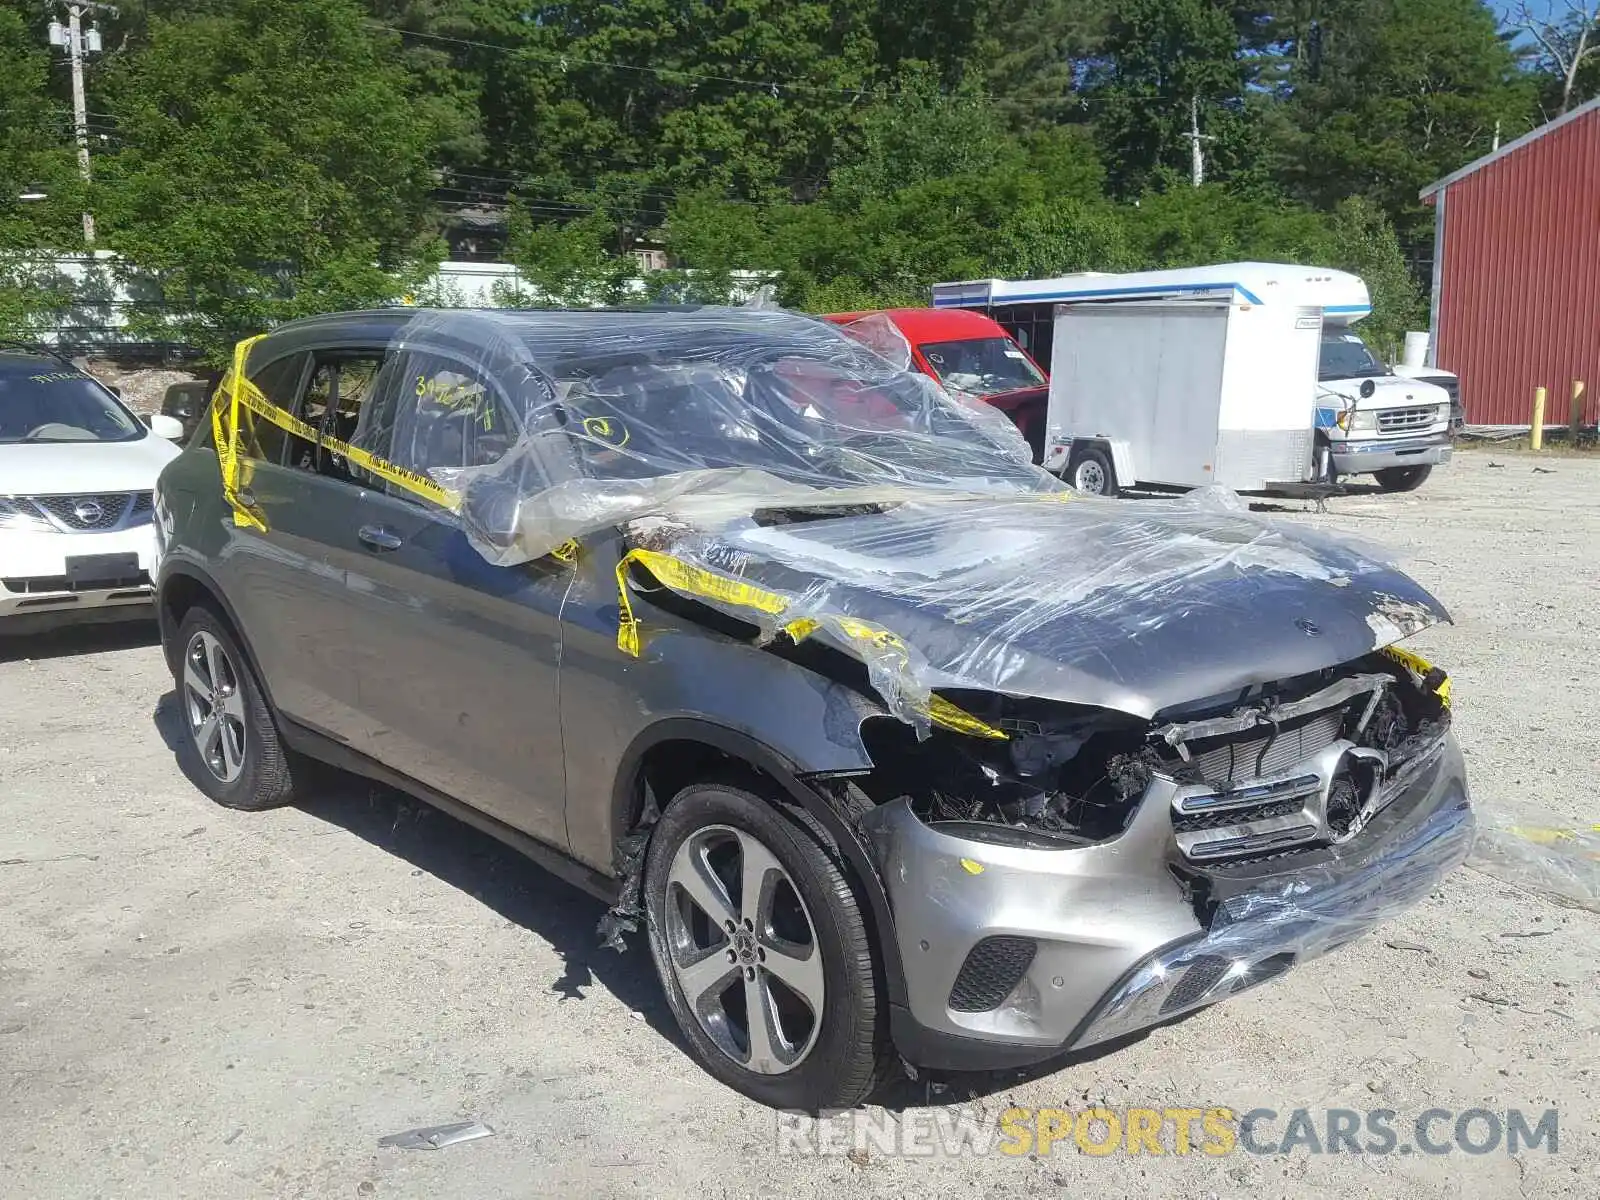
(1349, 409, 1380, 432)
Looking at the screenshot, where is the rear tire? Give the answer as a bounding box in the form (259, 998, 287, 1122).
(172, 605, 299, 811)
(643, 780, 887, 1110)
(1067, 444, 1118, 496)
(1374, 465, 1432, 493)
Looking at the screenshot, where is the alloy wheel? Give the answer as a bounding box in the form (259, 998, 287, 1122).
(183, 630, 248, 783)
(662, 824, 825, 1075)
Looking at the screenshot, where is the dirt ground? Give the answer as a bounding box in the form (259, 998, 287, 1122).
(2, 448, 1597, 1199)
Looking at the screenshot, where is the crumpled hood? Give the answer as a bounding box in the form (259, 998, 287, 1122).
(690, 492, 1448, 719)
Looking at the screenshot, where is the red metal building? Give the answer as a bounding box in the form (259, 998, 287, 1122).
(1421, 97, 1600, 427)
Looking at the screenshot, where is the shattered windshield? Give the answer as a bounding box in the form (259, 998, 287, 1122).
(919, 337, 1045, 397)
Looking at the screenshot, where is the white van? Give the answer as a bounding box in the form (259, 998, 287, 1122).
(931, 263, 1454, 495)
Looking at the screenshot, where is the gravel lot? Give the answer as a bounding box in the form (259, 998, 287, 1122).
(2, 449, 1597, 1199)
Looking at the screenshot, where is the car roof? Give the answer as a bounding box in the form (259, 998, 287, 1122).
(822, 307, 1011, 343)
(252, 306, 848, 370)
(0, 348, 76, 371)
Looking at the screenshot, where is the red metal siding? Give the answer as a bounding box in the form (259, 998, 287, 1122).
(1435, 107, 1600, 426)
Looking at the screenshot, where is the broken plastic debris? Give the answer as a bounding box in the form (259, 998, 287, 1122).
(378, 1120, 495, 1151)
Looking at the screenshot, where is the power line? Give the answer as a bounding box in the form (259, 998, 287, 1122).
(372, 22, 1203, 110)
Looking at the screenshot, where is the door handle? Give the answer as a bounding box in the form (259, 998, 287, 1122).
(357, 524, 404, 551)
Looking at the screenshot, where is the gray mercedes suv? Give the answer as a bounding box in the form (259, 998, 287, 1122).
(153, 307, 1473, 1110)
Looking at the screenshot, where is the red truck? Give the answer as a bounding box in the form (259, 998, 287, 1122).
(823, 308, 1050, 461)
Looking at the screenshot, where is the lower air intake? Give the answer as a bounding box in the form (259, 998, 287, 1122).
(949, 936, 1037, 1013)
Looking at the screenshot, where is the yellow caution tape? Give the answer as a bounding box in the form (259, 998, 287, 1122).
(213, 335, 267, 530)
(1381, 645, 1451, 708)
(613, 548, 1006, 739)
(1507, 823, 1600, 846)
(928, 694, 1009, 740)
(213, 334, 459, 527)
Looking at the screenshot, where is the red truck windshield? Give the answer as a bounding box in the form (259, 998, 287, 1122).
(920, 337, 1045, 398)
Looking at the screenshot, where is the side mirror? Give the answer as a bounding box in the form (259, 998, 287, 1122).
(1359, 379, 1376, 399)
(106, 384, 123, 399)
(162, 379, 206, 420)
(149, 413, 185, 441)
(458, 474, 522, 554)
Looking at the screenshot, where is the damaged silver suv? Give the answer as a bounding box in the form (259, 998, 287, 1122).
(153, 307, 1472, 1110)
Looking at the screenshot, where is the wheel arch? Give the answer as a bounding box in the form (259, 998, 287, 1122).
(611, 717, 908, 1011)
(156, 563, 279, 713)
(1066, 438, 1121, 494)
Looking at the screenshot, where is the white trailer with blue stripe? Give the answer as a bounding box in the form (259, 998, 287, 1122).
(931, 262, 1453, 495)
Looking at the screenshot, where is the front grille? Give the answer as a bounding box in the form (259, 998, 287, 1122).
(1172, 795, 1306, 833)
(10, 492, 150, 532)
(1185, 709, 1343, 784)
(1376, 405, 1439, 433)
(949, 936, 1037, 1013)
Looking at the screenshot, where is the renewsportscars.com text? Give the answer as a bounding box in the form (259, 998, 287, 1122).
(775, 1106, 1559, 1158)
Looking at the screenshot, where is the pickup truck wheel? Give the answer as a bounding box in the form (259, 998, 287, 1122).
(1374, 465, 1432, 493)
(173, 606, 299, 811)
(643, 781, 886, 1110)
(1067, 445, 1118, 496)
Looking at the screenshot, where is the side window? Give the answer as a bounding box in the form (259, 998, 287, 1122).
(285, 353, 386, 486)
(240, 353, 307, 465)
(388, 353, 518, 479)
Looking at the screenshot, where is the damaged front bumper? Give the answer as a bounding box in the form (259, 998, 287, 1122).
(860, 732, 1472, 1071)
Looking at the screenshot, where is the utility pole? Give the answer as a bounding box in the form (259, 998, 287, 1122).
(47, 3, 117, 247)
(1184, 95, 1215, 188)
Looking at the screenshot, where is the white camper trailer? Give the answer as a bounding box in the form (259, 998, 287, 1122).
(931, 263, 1454, 495)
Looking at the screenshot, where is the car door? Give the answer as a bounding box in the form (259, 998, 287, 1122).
(336, 349, 569, 848)
(217, 347, 382, 741)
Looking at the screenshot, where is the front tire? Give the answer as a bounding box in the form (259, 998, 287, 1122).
(643, 780, 886, 1110)
(172, 605, 299, 811)
(1067, 444, 1118, 496)
(1374, 464, 1432, 492)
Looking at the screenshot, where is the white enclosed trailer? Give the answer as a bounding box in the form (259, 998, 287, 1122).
(932, 263, 1452, 495)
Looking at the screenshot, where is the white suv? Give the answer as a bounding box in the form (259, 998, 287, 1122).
(1, 347, 186, 633)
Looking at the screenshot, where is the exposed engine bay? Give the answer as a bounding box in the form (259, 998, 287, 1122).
(845, 649, 1452, 859)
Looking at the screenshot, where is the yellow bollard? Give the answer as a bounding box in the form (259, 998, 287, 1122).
(1571, 379, 1587, 440)
(1531, 386, 1547, 451)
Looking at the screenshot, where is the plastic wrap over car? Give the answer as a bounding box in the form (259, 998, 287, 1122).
(309, 307, 1456, 734)
(1470, 812, 1600, 914)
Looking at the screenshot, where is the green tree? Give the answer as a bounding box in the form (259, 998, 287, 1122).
(480, 0, 879, 226)
(0, 4, 82, 334)
(1321, 194, 1424, 356)
(829, 69, 1019, 207)
(94, 0, 448, 358)
(498, 207, 639, 306)
(976, 0, 1113, 128)
(1086, 0, 1256, 196)
(1273, 0, 1534, 244)
(1125, 185, 1333, 265)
